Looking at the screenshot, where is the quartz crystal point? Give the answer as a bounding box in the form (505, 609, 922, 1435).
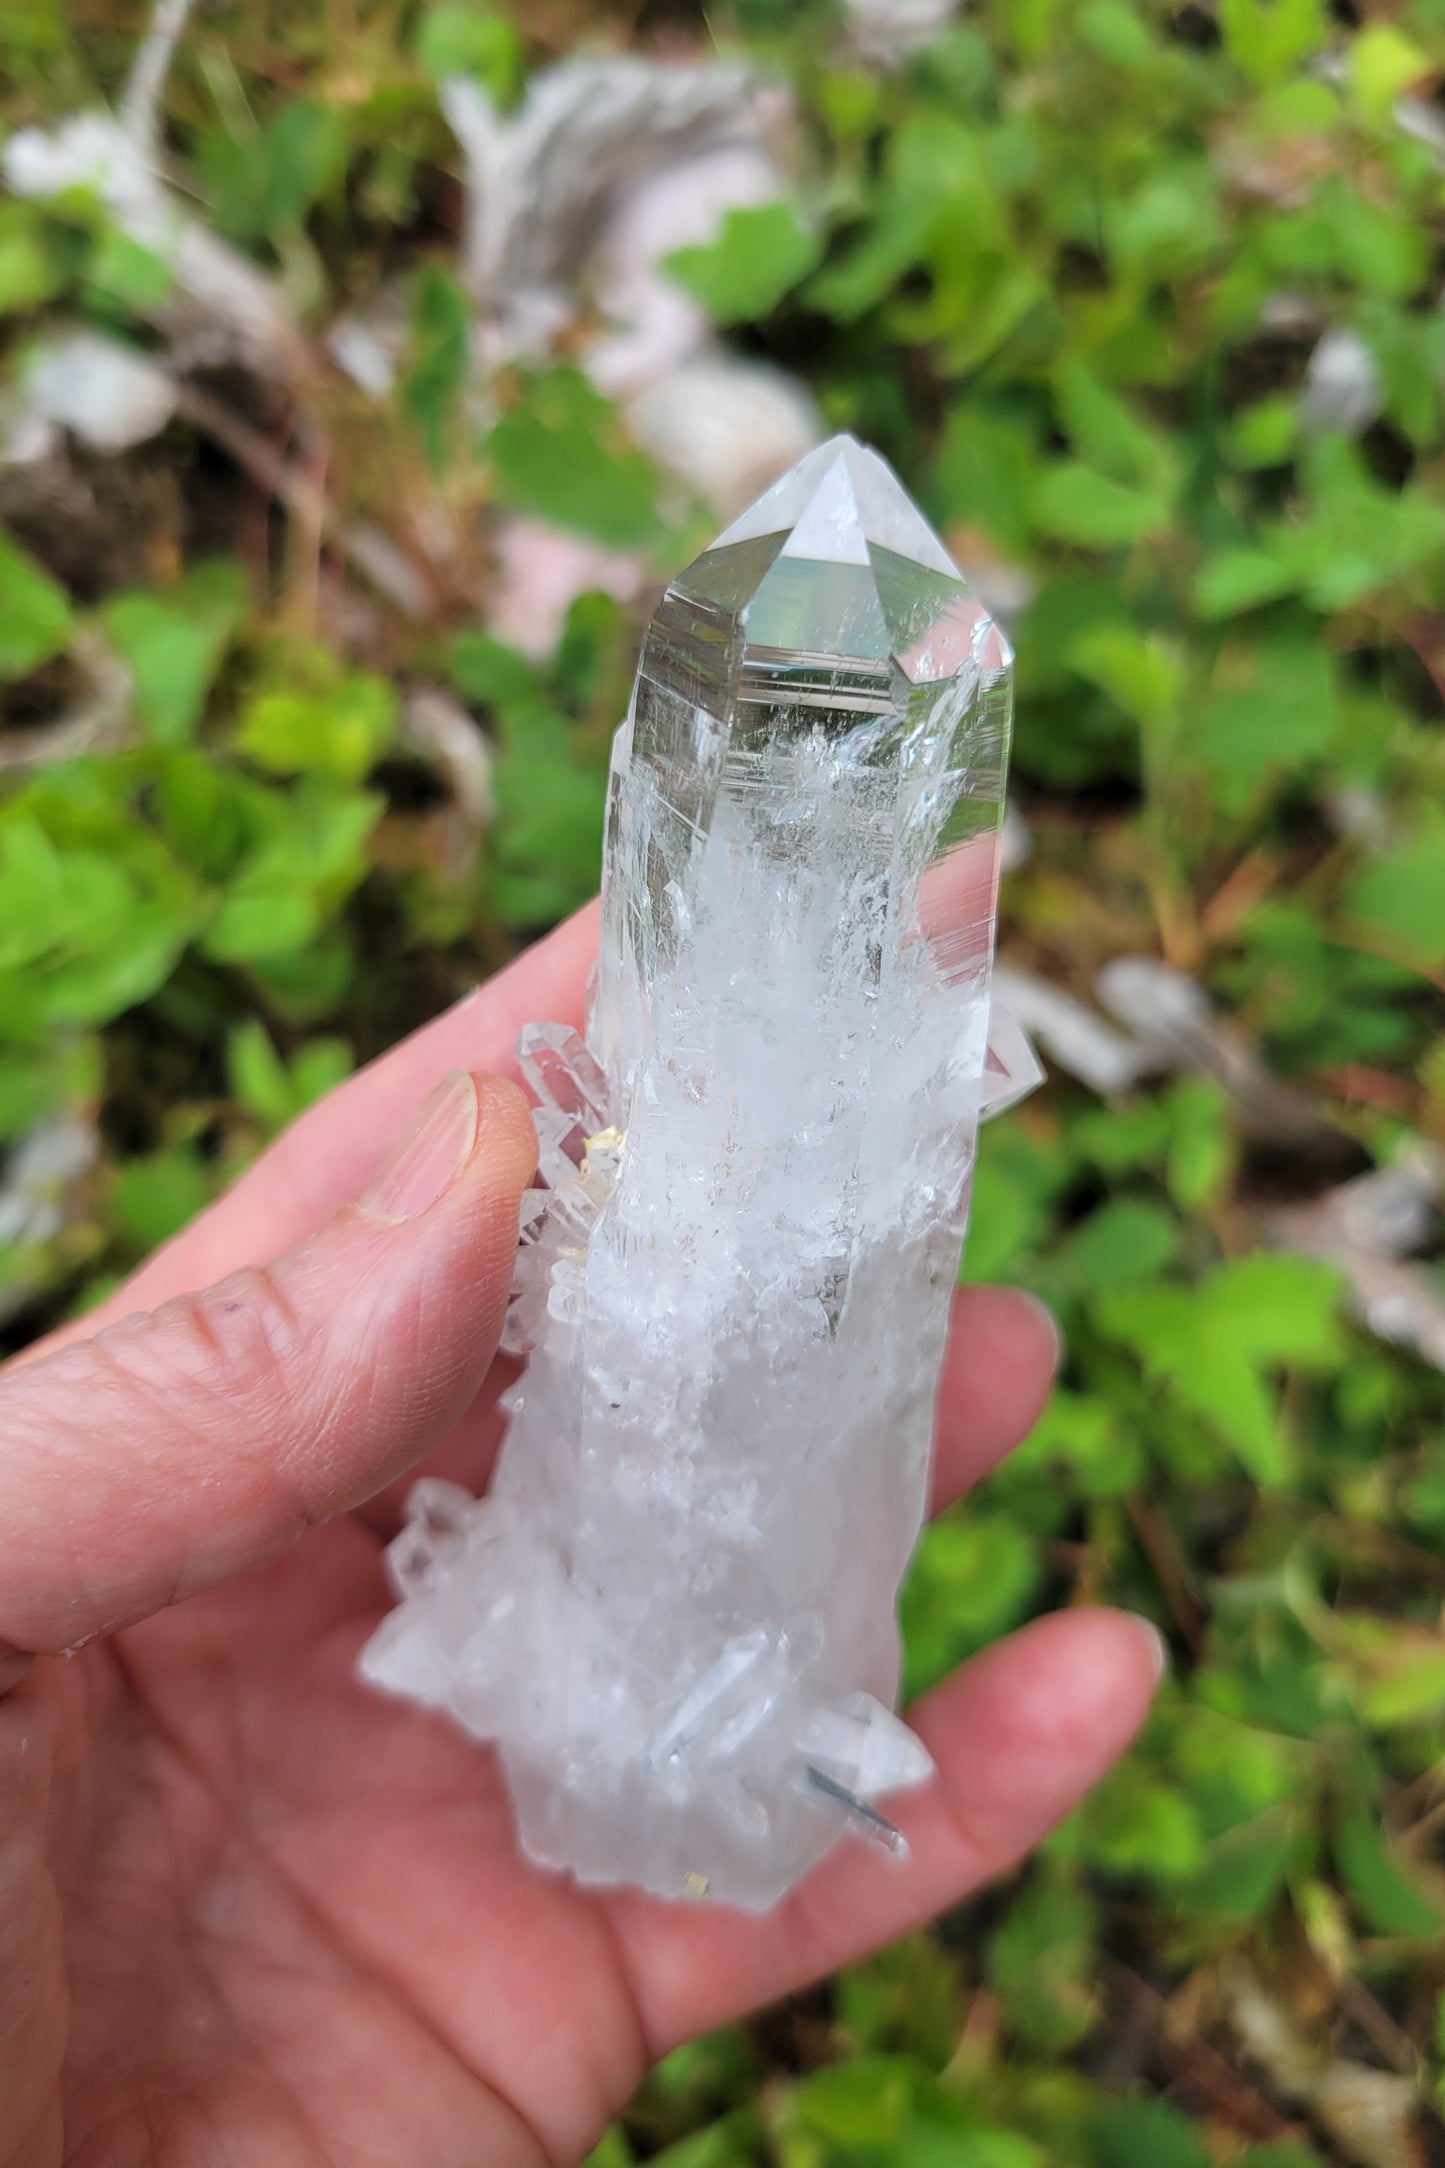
(360, 435, 1035, 1909)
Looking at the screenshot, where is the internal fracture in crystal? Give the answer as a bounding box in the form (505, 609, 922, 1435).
(360, 436, 1035, 1909)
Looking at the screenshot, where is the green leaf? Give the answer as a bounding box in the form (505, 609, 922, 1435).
(1178, 1699, 1308, 1821)
(228, 1019, 353, 1135)
(1013, 1390, 1146, 1500)
(238, 672, 396, 781)
(1080, 1768, 1205, 1883)
(0, 1037, 101, 1146)
(922, 2136, 1047, 2168)
(200, 99, 347, 244)
(1225, 395, 1298, 471)
(989, 1874, 1099, 2051)
(664, 201, 822, 326)
(1194, 547, 1297, 619)
(1193, 641, 1336, 809)
(1289, 433, 1445, 597)
(267, 99, 347, 230)
(0, 531, 72, 677)
(647, 2122, 753, 2168)
(87, 225, 174, 311)
(1180, 1813, 1295, 1920)
(791, 2056, 913, 2145)
(1348, 822, 1445, 966)
(1076, 2, 1153, 68)
(1072, 1098, 1172, 1175)
(933, 403, 1038, 557)
(227, 1016, 294, 1131)
(289, 1036, 354, 1109)
(488, 370, 659, 548)
(1348, 23, 1426, 124)
(581, 2128, 633, 2168)
(1335, 1803, 1443, 1939)
(961, 1136, 1057, 1282)
(403, 264, 472, 474)
(1201, 1254, 1342, 1368)
(1088, 2097, 1211, 2168)
(205, 877, 319, 963)
(1104, 167, 1222, 282)
(1060, 1199, 1179, 1291)
(249, 927, 354, 1024)
(1218, 0, 1327, 87)
(1054, 363, 1172, 490)
(965, 1116, 1073, 1282)
(112, 1148, 211, 1251)
(1031, 463, 1170, 548)
(1096, 1254, 1339, 1486)
(194, 777, 379, 975)
(490, 730, 607, 927)
(1357, 1640, 1445, 1728)
(1163, 1077, 1233, 1212)
(901, 1511, 1043, 1697)
(0, 810, 198, 1028)
(103, 562, 246, 745)
(807, 108, 995, 321)
(1071, 625, 1181, 730)
(449, 632, 541, 711)
(0, 201, 62, 314)
(416, 3, 523, 100)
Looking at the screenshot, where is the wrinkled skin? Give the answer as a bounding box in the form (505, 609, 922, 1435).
(0, 907, 1159, 2167)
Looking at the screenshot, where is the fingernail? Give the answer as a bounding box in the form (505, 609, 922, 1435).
(1126, 1614, 1170, 1683)
(360, 1073, 479, 1223)
(1011, 1287, 1063, 1372)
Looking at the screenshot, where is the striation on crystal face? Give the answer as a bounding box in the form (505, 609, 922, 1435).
(360, 435, 1037, 1909)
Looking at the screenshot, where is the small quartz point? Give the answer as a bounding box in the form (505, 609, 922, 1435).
(361, 436, 1035, 1909)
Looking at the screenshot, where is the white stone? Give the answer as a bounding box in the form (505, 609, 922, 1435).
(362, 436, 1032, 1908)
(1300, 326, 1382, 436)
(625, 359, 823, 522)
(24, 328, 177, 453)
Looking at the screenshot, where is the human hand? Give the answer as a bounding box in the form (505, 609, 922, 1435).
(0, 904, 1161, 2168)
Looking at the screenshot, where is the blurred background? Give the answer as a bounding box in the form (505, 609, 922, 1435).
(2, 0, 1445, 2160)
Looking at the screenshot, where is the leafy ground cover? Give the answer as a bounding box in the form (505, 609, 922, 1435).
(2, 1, 1445, 2161)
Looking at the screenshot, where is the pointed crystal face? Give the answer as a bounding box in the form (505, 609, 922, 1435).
(362, 438, 1027, 1913)
(680, 434, 1008, 683)
(710, 435, 961, 575)
(597, 433, 1013, 1085)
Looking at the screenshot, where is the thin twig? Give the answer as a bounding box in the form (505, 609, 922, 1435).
(0, 628, 132, 771)
(174, 383, 436, 620)
(121, 0, 197, 156)
(1126, 1497, 1207, 1658)
(1336, 1976, 1421, 2078)
(1110, 1963, 1293, 2143)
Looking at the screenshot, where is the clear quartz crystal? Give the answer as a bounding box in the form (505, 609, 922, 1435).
(360, 436, 1035, 1909)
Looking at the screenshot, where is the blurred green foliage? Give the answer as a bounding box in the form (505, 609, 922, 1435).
(2, 0, 1445, 2160)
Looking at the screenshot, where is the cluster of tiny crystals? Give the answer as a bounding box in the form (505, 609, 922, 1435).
(360, 438, 1034, 1910)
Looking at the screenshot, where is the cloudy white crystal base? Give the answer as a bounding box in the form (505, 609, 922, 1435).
(360, 437, 1036, 1910)
(359, 1014, 949, 1906)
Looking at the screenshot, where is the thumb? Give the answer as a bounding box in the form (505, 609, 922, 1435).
(0, 1072, 536, 1656)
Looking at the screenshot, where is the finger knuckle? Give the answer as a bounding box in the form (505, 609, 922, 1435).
(101, 1263, 314, 1425)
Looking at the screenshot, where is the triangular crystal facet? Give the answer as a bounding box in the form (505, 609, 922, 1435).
(979, 1000, 1047, 1119)
(711, 433, 961, 581)
(777, 450, 873, 567)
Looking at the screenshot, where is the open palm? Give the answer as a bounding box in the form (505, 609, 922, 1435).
(0, 907, 1159, 2168)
